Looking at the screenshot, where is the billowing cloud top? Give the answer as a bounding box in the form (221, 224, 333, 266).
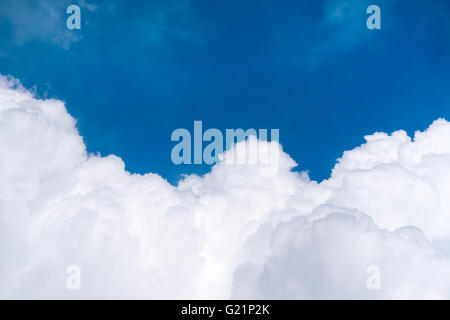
(1, 74, 450, 299)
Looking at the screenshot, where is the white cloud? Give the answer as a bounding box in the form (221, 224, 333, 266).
(1, 74, 450, 299)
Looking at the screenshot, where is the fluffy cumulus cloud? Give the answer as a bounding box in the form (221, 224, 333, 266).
(1, 74, 450, 299)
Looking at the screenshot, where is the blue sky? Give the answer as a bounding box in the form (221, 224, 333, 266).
(0, 0, 449, 184)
